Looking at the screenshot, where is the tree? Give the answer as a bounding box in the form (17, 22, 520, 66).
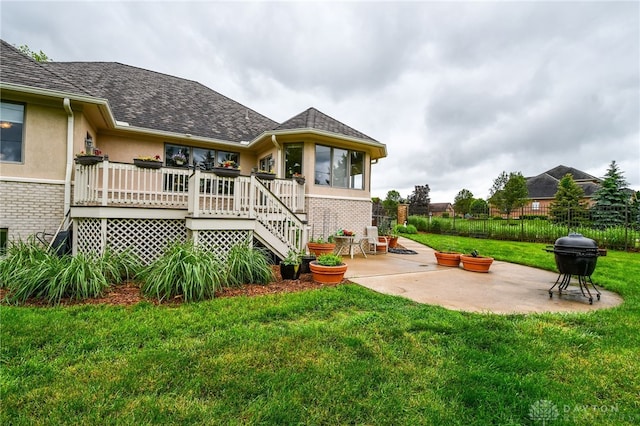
(591, 161, 630, 228)
(382, 190, 402, 219)
(407, 184, 430, 216)
(470, 198, 489, 217)
(453, 189, 474, 217)
(15, 44, 51, 62)
(549, 173, 588, 227)
(488, 171, 528, 218)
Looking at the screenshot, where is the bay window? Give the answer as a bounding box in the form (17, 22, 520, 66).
(314, 145, 364, 189)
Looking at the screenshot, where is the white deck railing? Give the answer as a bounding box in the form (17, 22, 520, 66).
(74, 158, 306, 214)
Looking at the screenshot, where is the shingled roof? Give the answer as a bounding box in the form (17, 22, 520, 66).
(526, 165, 601, 199)
(0, 41, 90, 95)
(44, 61, 278, 143)
(276, 107, 379, 143)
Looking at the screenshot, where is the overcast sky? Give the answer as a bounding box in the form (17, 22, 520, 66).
(2, 0, 638, 202)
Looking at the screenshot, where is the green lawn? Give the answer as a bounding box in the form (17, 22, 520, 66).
(2, 235, 639, 425)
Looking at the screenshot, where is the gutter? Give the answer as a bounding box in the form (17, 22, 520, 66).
(63, 98, 74, 217)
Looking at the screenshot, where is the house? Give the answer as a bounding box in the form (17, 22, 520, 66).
(525, 165, 601, 212)
(0, 40, 387, 261)
(428, 203, 454, 217)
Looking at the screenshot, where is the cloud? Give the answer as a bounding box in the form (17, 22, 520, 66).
(2, 0, 638, 203)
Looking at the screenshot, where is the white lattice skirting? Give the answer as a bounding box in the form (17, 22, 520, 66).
(76, 218, 187, 264)
(75, 218, 256, 264)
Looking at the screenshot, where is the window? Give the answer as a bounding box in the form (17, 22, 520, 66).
(532, 201, 540, 210)
(165, 144, 239, 169)
(0, 228, 7, 256)
(314, 145, 365, 189)
(259, 155, 273, 172)
(284, 143, 303, 178)
(1, 101, 25, 163)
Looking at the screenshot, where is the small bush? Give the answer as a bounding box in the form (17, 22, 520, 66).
(395, 224, 417, 234)
(140, 241, 224, 302)
(225, 240, 274, 286)
(408, 216, 429, 232)
(316, 253, 343, 266)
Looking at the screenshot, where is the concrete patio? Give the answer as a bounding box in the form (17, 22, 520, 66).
(343, 237, 623, 314)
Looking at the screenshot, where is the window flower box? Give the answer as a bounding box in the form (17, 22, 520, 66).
(134, 159, 163, 169)
(75, 155, 104, 166)
(212, 167, 241, 178)
(253, 171, 276, 180)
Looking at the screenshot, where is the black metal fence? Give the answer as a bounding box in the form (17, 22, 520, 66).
(409, 204, 640, 252)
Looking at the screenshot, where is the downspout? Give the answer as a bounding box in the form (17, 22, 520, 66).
(271, 134, 281, 176)
(63, 98, 74, 216)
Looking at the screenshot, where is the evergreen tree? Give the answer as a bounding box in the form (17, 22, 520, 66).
(591, 161, 630, 229)
(453, 189, 474, 217)
(549, 173, 588, 228)
(407, 184, 430, 216)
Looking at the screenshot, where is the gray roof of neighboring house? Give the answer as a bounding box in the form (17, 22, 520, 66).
(429, 203, 453, 212)
(0, 40, 91, 95)
(1, 39, 381, 146)
(276, 107, 379, 142)
(526, 165, 601, 199)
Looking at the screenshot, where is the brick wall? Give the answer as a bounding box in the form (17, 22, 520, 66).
(306, 197, 371, 240)
(0, 180, 65, 242)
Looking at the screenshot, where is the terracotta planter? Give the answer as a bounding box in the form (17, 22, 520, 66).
(388, 236, 399, 248)
(280, 263, 301, 280)
(133, 159, 162, 169)
(75, 155, 103, 166)
(212, 167, 241, 178)
(307, 242, 336, 257)
(460, 254, 494, 273)
(434, 252, 461, 267)
(309, 261, 348, 284)
(376, 237, 388, 251)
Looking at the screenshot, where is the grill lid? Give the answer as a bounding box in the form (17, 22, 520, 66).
(554, 233, 598, 250)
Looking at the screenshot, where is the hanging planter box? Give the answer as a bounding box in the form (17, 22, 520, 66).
(133, 159, 163, 169)
(75, 155, 103, 166)
(212, 167, 241, 178)
(253, 172, 276, 180)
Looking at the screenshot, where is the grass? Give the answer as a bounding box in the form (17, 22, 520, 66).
(1, 235, 639, 425)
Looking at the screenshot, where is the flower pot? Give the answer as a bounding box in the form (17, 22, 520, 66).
(175, 160, 185, 166)
(377, 237, 388, 252)
(253, 172, 276, 180)
(307, 242, 336, 257)
(294, 177, 305, 185)
(434, 251, 461, 267)
(280, 263, 301, 280)
(75, 155, 103, 166)
(212, 167, 241, 178)
(133, 159, 162, 169)
(388, 236, 399, 248)
(309, 261, 348, 284)
(460, 254, 494, 273)
(299, 255, 316, 274)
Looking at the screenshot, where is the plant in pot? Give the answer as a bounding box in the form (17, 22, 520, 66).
(309, 253, 348, 284)
(460, 249, 494, 273)
(75, 149, 104, 165)
(306, 236, 336, 257)
(280, 250, 301, 280)
(434, 245, 462, 267)
(134, 154, 163, 169)
(386, 228, 399, 249)
(171, 151, 187, 166)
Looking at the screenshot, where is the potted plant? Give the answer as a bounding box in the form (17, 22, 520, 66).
(280, 250, 301, 280)
(309, 253, 348, 284)
(253, 168, 276, 180)
(212, 160, 241, 177)
(460, 249, 494, 273)
(434, 247, 462, 267)
(293, 172, 305, 185)
(307, 236, 336, 257)
(171, 151, 187, 166)
(75, 149, 104, 165)
(386, 228, 399, 249)
(133, 154, 163, 169)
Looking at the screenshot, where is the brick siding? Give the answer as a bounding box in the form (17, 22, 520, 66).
(306, 197, 372, 240)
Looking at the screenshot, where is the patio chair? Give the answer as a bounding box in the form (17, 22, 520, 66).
(365, 226, 388, 255)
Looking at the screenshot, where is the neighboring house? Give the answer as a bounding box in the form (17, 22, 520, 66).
(525, 165, 601, 212)
(429, 203, 454, 217)
(0, 41, 387, 261)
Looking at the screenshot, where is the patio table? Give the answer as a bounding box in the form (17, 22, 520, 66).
(334, 235, 367, 259)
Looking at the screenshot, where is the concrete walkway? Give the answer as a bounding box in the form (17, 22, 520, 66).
(343, 237, 623, 314)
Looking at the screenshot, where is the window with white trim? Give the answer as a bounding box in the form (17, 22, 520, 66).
(1, 101, 25, 163)
(314, 145, 364, 189)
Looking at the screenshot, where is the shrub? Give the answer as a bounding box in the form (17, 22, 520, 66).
(99, 247, 143, 283)
(395, 224, 417, 234)
(225, 240, 274, 286)
(140, 241, 224, 302)
(316, 253, 343, 266)
(408, 215, 429, 232)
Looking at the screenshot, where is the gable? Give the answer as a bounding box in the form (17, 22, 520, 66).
(276, 107, 379, 143)
(526, 165, 601, 199)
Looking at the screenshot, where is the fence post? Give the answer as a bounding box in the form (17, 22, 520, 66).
(520, 206, 524, 241)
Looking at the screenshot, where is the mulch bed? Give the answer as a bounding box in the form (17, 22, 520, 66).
(0, 266, 346, 307)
